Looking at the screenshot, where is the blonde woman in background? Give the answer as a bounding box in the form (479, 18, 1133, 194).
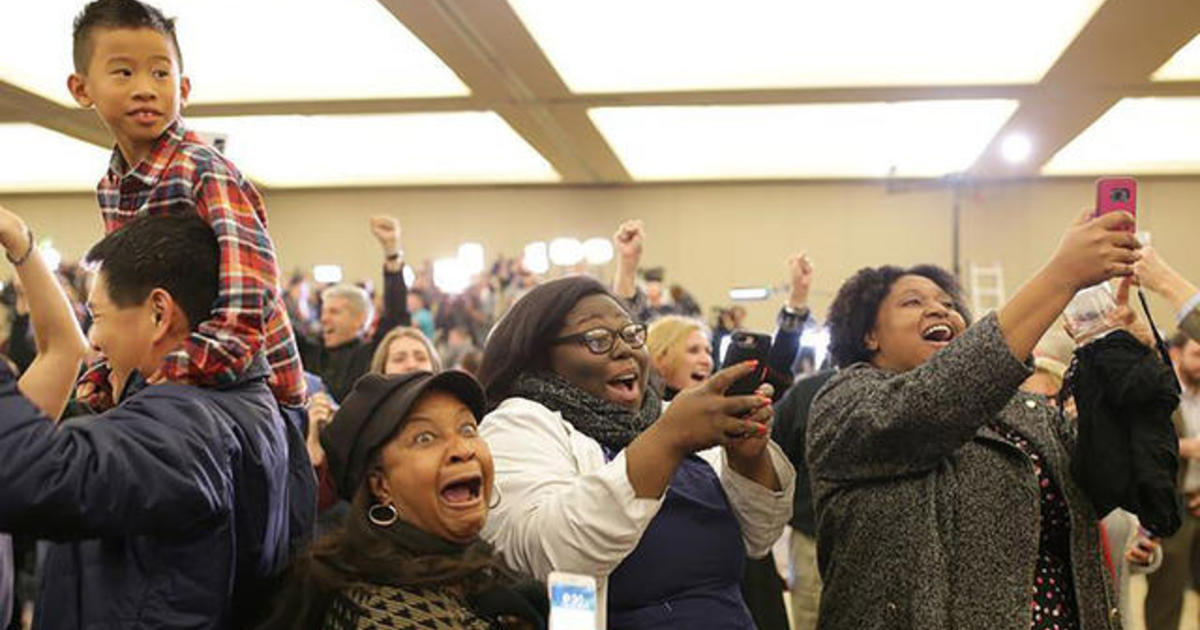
(371, 326, 442, 376)
(646, 316, 714, 401)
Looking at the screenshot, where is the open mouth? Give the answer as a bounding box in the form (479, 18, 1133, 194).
(605, 371, 641, 405)
(439, 474, 483, 506)
(689, 370, 709, 385)
(921, 323, 956, 345)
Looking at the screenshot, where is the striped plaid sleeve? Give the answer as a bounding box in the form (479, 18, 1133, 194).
(158, 168, 280, 388)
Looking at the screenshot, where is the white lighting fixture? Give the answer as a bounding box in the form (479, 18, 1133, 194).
(433, 257, 470, 295)
(1042, 98, 1200, 175)
(548, 238, 584, 266)
(457, 243, 486, 275)
(187, 113, 558, 187)
(523, 242, 550, 275)
(1152, 34, 1200, 81)
(402, 264, 416, 287)
(800, 325, 832, 372)
(510, 0, 1103, 93)
(590, 101, 1018, 180)
(0, 3, 84, 106)
(729, 287, 771, 302)
(582, 238, 614, 265)
(38, 240, 62, 271)
(0, 1, 468, 106)
(313, 264, 343, 284)
(718, 334, 732, 365)
(0, 124, 111, 192)
(1000, 133, 1033, 164)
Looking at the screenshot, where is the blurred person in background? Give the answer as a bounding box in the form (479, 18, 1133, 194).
(297, 216, 410, 403)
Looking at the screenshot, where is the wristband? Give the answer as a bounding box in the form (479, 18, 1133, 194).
(6, 226, 34, 266)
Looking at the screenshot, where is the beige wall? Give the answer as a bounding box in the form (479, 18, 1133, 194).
(2, 176, 1197, 333)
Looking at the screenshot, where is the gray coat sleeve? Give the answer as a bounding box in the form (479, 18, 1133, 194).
(807, 312, 1032, 482)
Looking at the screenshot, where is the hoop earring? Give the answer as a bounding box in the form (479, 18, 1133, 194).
(368, 503, 399, 527)
(488, 484, 503, 510)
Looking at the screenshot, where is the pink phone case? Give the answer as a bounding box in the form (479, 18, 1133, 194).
(1095, 177, 1137, 231)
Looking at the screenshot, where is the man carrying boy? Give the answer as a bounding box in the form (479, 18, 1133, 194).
(0, 210, 294, 628)
(66, 0, 306, 408)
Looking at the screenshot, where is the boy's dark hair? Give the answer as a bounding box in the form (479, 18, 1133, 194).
(85, 214, 218, 331)
(72, 0, 183, 73)
(477, 275, 621, 408)
(826, 264, 971, 368)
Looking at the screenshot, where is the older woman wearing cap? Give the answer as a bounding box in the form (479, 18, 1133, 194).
(260, 371, 546, 630)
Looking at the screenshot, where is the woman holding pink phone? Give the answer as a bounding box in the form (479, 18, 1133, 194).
(808, 210, 1141, 630)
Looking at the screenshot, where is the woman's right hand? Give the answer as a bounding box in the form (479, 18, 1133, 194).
(656, 361, 773, 455)
(306, 392, 335, 466)
(1047, 210, 1140, 292)
(1134, 245, 1199, 309)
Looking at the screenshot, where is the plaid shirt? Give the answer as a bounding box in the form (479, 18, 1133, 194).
(79, 119, 306, 409)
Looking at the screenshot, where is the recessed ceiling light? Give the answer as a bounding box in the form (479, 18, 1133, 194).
(589, 100, 1018, 180)
(1043, 98, 1200, 175)
(1152, 34, 1200, 81)
(511, 0, 1103, 92)
(0, 124, 111, 192)
(1001, 133, 1033, 164)
(0, 0, 468, 107)
(186, 112, 559, 187)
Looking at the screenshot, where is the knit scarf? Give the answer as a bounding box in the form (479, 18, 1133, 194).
(510, 371, 662, 450)
(256, 505, 536, 629)
(332, 510, 501, 589)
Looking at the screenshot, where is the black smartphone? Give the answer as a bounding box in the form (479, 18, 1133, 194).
(721, 331, 772, 396)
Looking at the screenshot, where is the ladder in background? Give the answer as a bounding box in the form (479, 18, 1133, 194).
(969, 263, 1006, 316)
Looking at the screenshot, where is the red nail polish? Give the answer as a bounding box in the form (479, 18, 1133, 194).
(746, 360, 759, 369)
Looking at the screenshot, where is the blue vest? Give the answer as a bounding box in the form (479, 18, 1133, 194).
(604, 450, 754, 630)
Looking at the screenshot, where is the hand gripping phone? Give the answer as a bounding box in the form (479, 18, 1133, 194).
(1094, 177, 1137, 231)
(720, 331, 772, 396)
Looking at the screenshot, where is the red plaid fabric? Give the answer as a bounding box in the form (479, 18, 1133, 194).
(79, 119, 306, 409)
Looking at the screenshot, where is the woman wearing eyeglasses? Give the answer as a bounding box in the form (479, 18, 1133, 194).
(477, 276, 795, 630)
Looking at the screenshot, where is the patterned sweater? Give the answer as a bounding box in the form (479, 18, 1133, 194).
(324, 583, 493, 630)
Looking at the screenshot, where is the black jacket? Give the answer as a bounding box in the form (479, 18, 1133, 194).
(771, 369, 836, 537)
(1067, 329, 1182, 536)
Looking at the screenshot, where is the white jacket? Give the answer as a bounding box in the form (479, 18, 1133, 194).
(480, 396, 795, 610)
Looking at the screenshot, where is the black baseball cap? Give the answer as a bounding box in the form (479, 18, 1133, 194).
(321, 370, 487, 501)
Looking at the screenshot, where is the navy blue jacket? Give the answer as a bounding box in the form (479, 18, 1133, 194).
(0, 357, 308, 629)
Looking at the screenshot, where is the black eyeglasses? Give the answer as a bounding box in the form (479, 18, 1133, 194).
(551, 323, 648, 355)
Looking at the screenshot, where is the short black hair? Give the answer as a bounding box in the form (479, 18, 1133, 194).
(85, 213, 218, 331)
(478, 275, 619, 407)
(72, 0, 183, 73)
(826, 264, 971, 368)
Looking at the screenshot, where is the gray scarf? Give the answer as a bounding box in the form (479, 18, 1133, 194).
(510, 371, 662, 450)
